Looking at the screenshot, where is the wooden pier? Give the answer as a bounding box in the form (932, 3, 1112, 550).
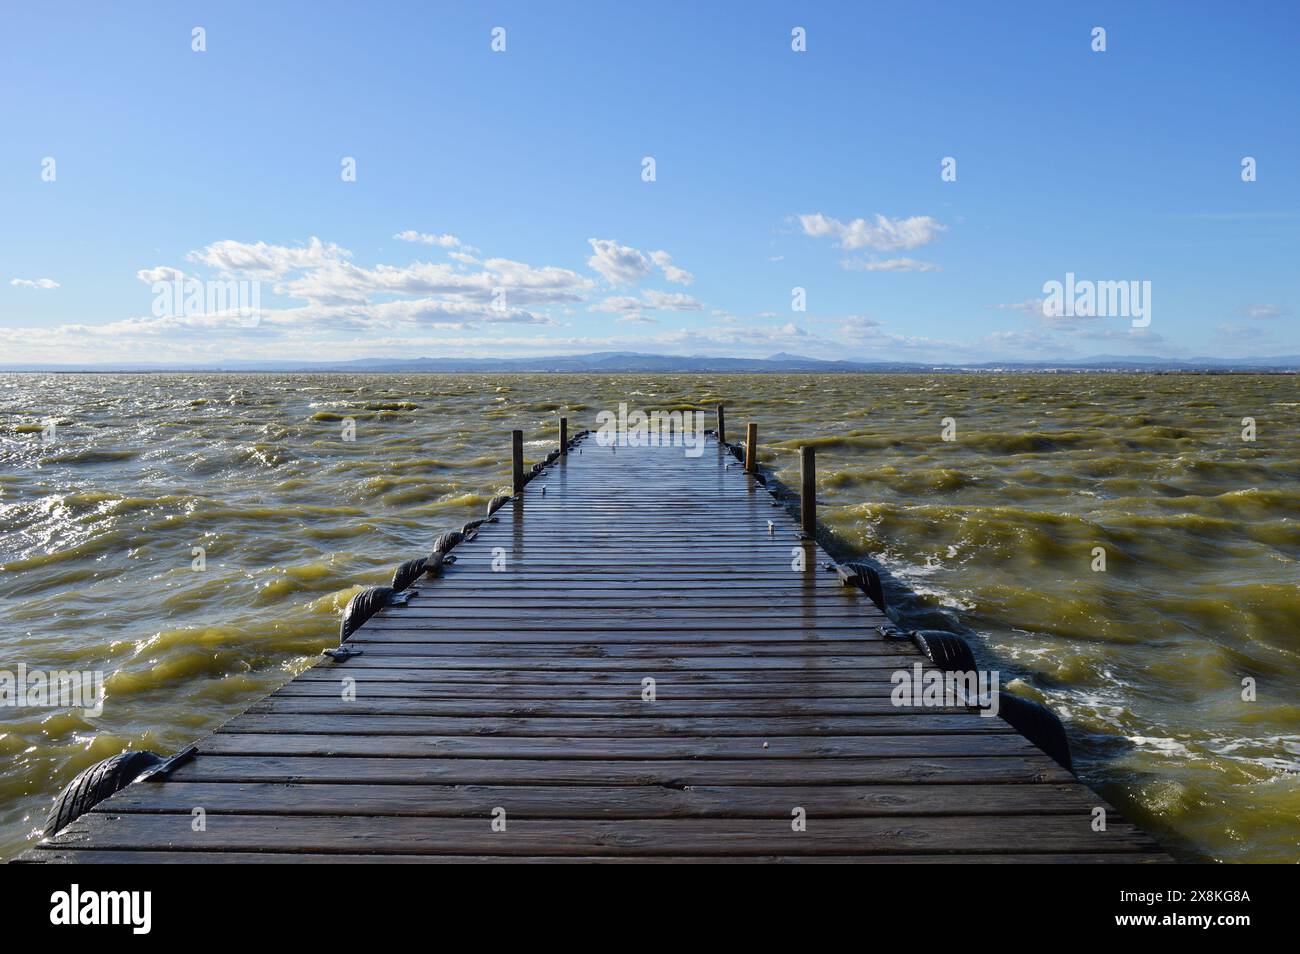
(21, 425, 1168, 863)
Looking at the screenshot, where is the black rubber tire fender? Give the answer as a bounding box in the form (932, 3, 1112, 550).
(998, 694, 1074, 772)
(910, 629, 978, 673)
(45, 750, 165, 837)
(391, 558, 426, 593)
(340, 585, 395, 641)
(842, 561, 886, 611)
(432, 530, 463, 554)
(487, 494, 510, 516)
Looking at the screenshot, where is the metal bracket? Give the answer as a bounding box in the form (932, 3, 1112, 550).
(139, 745, 198, 783)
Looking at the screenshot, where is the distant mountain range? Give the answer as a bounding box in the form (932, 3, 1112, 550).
(4, 351, 1299, 373)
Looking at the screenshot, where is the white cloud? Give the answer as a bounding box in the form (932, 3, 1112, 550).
(639, 289, 703, 311)
(586, 238, 652, 285)
(992, 298, 1056, 316)
(276, 257, 591, 309)
(837, 315, 963, 353)
(591, 296, 643, 314)
(586, 239, 696, 289)
(10, 278, 60, 289)
(841, 257, 941, 273)
(799, 212, 946, 251)
(393, 230, 462, 248)
(187, 237, 350, 277)
(592, 290, 703, 316)
(135, 266, 186, 284)
(1216, 323, 1268, 340)
(1241, 304, 1289, 320)
(617, 314, 658, 324)
(484, 258, 594, 303)
(981, 329, 1076, 355)
(649, 250, 694, 285)
(0, 231, 597, 364)
(297, 297, 555, 330)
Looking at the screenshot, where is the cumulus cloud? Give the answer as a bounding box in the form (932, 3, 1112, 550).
(840, 257, 941, 273)
(591, 296, 643, 315)
(837, 314, 963, 354)
(799, 212, 946, 251)
(649, 250, 694, 285)
(272, 255, 592, 310)
(1241, 304, 1289, 320)
(187, 237, 350, 277)
(586, 239, 697, 291)
(135, 266, 186, 284)
(591, 290, 702, 317)
(393, 230, 463, 248)
(992, 298, 1060, 317)
(981, 329, 1076, 355)
(1216, 323, 1268, 340)
(10, 278, 60, 289)
(639, 289, 703, 311)
(586, 239, 652, 285)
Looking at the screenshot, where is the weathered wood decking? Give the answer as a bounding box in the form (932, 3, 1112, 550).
(22, 435, 1168, 862)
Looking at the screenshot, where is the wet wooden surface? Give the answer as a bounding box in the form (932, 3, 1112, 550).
(21, 436, 1169, 862)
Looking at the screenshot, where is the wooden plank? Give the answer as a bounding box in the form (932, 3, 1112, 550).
(21, 849, 1171, 864)
(271, 681, 903, 699)
(310, 655, 918, 671)
(291, 668, 915, 685)
(162, 755, 1075, 785)
(90, 781, 1110, 817)
(42, 813, 1162, 856)
(204, 732, 1026, 758)
(246, 697, 995, 719)
(343, 642, 915, 657)
(215, 713, 989, 737)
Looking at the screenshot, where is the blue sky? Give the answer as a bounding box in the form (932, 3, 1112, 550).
(1, 0, 1297, 365)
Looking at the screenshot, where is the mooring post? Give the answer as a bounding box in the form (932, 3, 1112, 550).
(800, 445, 816, 537)
(716, 404, 726, 445)
(559, 417, 568, 455)
(744, 422, 758, 473)
(512, 429, 525, 494)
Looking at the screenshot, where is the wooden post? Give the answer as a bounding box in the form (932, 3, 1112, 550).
(511, 429, 524, 494)
(716, 404, 726, 445)
(744, 422, 758, 473)
(559, 417, 568, 455)
(800, 445, 816, 537)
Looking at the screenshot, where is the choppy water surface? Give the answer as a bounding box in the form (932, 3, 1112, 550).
(1, 373, 1296, 861)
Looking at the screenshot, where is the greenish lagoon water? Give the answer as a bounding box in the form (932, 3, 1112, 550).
(1, 373, 1296, 861)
